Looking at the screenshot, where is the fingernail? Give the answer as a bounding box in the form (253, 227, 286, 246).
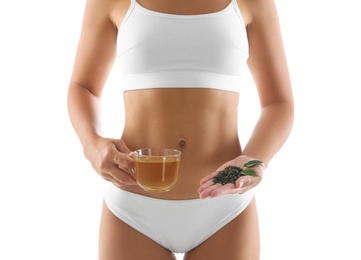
(238, 182, 244, 188)
(199, 194, 208, 199)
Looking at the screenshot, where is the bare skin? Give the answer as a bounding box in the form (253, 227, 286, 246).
(67, 0, 294, 259)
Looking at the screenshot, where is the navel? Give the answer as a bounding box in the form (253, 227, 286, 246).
(178, 138, 187, 150)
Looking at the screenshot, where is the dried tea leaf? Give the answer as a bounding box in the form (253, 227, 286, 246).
(213, 166, 245, 185)
(212, 161, 263, 185)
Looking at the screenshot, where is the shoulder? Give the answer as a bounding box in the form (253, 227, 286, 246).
(83, 0, 129, 28)
(236, 0, 278, 26)
(109, 0, 132, 28)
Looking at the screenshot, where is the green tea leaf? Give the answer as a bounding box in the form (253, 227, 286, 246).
(241, 169, 258, 177)
(243, 160, 264, 168)
(213, 166, 245, 185)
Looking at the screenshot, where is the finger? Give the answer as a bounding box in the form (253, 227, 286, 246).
(201, 178, 248, 199)
(199, 175, 242, 198)
(127, 167, 136, 179)
(202, 183, 236, 199)
(235, 176, 260, 193)
(113, 152, 134, 172)
(103, 175, 132, 189)
(103, 174, 123, 188)
(199, 171, 219, 185)
(198, 179, 216, 194)
(209, 183, 238, 198)
(110, 166, 137, 185)
(234, 176, 249, 188)
(227, 175, 260, 194)
(102, 172, 126, 187)
(113, 139, 132, 154)
(199, 182, 225, 199)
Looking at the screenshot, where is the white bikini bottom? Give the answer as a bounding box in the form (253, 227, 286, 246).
(103, 181, 255, 253)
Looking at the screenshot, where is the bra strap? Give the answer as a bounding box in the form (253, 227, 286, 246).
(232, 0, 246, 25)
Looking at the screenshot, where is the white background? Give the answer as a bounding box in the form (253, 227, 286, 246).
(1, 0, 360, 259)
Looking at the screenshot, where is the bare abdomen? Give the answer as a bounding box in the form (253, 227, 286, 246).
(120, 88, 242, 199)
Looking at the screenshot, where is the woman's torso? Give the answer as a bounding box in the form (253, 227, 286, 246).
(121, 88, 241, 199)
(111, 0, 250, 199)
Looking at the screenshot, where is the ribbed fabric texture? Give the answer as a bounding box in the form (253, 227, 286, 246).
(117, 0, 249, 93)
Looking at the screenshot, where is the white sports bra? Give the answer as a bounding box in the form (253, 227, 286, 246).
(116, 0, 249, 93)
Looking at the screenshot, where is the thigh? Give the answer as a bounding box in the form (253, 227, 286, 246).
(98, 201, 176, 260)
(184, 197, 260, 260)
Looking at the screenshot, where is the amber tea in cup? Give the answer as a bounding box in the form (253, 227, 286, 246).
(134, 148, 181, 192)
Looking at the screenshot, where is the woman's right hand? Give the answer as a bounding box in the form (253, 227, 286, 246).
(84, 137, 137, 188)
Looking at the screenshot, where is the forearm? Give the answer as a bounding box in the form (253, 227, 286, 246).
(242, 101, 294, 165)
(67, 83, 102, 154)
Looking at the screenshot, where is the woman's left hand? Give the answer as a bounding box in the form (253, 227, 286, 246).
(198, 155, 265, 199)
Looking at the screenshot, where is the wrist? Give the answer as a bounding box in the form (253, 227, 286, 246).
(82, 133, 103, 160)
(236, 155, 267, 168)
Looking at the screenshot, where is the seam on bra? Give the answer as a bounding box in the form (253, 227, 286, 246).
(232, 0, 247, 27)
(117, 0, 136, 35)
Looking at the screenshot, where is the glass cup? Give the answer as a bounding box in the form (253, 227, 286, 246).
(133, 148, 181, 192)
